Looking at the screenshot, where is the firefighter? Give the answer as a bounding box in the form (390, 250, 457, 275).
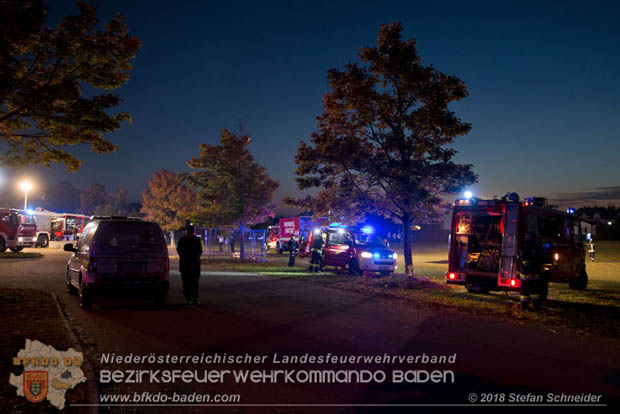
(518, 231, 545, 310)
(177, 224, 203, 305)
(587, 237, 596, 262)
(309, 230, 325, 272)
(287, 233, 298, 267)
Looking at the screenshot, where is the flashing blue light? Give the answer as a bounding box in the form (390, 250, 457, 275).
(361, 226, 373, 234)
(373, 252, 380, 259)
(463, 190, 473, 200)
(313, 228, 321, 235)
(567, 208, 575, 214)
(26, 209, 35, 215)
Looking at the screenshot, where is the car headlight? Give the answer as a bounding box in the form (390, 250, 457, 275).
(360, 251, 373, 259)
(18, 237, 23, 242)
(392, 252, 397, 260)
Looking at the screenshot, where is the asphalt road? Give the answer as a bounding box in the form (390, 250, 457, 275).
(1, 248, 619, 413)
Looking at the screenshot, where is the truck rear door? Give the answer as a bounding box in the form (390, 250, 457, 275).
(500, 203, 519, 281)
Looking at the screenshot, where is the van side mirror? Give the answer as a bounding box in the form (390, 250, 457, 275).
(64, 243, 77, 253)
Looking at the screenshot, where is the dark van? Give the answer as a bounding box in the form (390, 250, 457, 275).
(65, 217, 169, 309)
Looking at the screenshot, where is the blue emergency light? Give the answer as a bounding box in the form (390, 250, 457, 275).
(361, 226, 373, 234)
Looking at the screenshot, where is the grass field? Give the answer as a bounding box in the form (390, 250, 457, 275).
(201, 242, 620, 338)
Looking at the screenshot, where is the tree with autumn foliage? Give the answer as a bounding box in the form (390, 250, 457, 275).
(0, 0, 141, 171)
(287, 22, 477, 276)
(185, 129, 279, 259)
(141, 170, 195, 241)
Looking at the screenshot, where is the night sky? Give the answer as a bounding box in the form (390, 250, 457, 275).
(2, 0, 620, 209)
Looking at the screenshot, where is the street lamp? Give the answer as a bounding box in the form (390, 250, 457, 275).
(20, 180, 33, 210)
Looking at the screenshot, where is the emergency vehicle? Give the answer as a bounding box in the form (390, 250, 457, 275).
(0, 209, 37, 252)
(307, 225, 397, 275)
(279, 216, 328, 255)
(265, 225, 279, 251)
(50, 214, 90, 240)
(446, 194, 588, 295)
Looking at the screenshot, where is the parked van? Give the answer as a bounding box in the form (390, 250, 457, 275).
(65, 217, 169, 309)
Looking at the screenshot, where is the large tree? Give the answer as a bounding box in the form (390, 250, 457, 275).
(141, 169, 195, 236)
(0, 0, 141, 171)
(80, 183, 135, 216)
(186, 129, 279, 259)
(288, 22, 477, 276)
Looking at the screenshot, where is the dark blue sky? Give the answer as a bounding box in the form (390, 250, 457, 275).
(3, 0, 620, 208)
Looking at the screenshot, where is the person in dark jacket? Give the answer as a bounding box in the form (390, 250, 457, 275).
(309, 230, 325, 272)
(288, 234, 298, 267)
(518, 231, 545, 310)
(176, 225, 203, 305)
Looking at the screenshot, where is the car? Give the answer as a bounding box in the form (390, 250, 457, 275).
(322, 226, 397, 275)
(65, 216, 169, 309)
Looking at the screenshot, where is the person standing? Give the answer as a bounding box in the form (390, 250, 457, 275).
(587, 237, 596, 262)
(309, 230, 325, 272)
(217, 233, 224, 252)
(518, 231, 545, 310)
(176, 225, 203, 305)
(288, 234, 298, 267)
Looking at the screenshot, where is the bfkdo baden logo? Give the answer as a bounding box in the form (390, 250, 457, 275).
(9, 339, 87, 410)
(24, 371, 49, 403)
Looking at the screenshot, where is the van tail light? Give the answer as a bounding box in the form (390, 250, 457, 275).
(448, 273, 457, 280)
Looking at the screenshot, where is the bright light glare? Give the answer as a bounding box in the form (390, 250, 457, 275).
(463, 190, 473, 199)
(20, 180, 33, 192)
(360, 251, 373, 258)
(392, 252, 397, 260)
(361, 226, 373, 234)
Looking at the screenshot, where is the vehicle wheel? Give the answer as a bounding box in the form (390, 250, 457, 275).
(569, 266, 588, 290)
(0, 237, 6, 252)
(37, 234, 49, 248)
(79, 278, 92, 309)
(9, 246, 24, 252)
(348, 259, 362, 276)
(153, 283, 168, 307)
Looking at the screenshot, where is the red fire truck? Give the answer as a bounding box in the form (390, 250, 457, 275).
(446, 194, 588, 296)
(0, 209, 37, 252)
(50, 214, 90, 240)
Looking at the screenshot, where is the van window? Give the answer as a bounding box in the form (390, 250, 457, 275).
(79, 223, 97, 249)
(94, 221, 166, 253)
(328, 231, 353, 247)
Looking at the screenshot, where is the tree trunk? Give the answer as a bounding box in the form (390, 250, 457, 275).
(239, 223, 245, 259)
(402, 216, 414, 278)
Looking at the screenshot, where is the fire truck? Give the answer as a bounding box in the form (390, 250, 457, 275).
(50, 214, 90, 240)
(265, 225, 280, 252)
(0, 209, 37, 252)
(281, 216, 328, 256)
(446, 194, 588, 296)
